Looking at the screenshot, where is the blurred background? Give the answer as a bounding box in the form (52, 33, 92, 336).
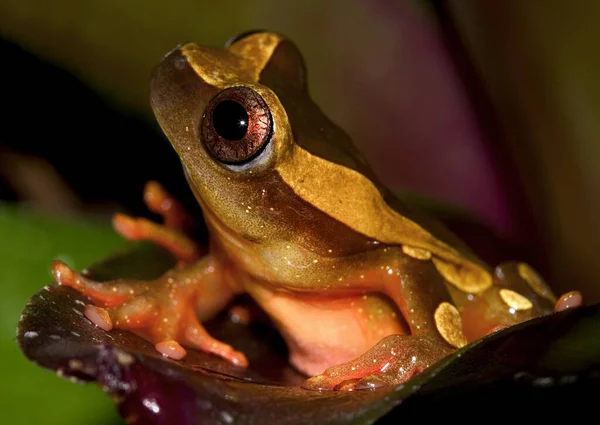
(1, 0, 600, 423)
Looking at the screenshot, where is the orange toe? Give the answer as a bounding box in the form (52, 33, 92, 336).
(155, 340, 187, 360)
(224, 349, 248, 367)
(183, 324, 249, 367)
(554, 291, 583, 312)
(52, 260, 76, 287)
(143, 180, 192, 230)
(84, 305, 113, 331)
(112, 213, 138, 239)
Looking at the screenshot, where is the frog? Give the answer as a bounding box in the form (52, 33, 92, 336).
(51, 31, 583, 391)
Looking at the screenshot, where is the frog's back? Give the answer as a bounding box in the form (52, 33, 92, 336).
(258, 64, 492, 295)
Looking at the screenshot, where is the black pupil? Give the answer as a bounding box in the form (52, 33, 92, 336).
(212, 100, 249, 141)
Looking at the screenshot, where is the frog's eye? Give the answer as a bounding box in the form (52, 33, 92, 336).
(201, 86, 273, 164)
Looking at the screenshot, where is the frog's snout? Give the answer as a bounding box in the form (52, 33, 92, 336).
(161, 44, 192, 73)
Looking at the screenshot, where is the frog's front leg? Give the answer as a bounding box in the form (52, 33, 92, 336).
(51, 181, 245, 365)
(52, 256, 247, 366)
(303, 255, 459, 391)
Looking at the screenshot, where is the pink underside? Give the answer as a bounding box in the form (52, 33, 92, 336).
(254, 291, 407, 376)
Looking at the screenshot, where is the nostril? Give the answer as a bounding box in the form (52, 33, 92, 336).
(163, 42, 189, 60)
(160, 43, 191, 71)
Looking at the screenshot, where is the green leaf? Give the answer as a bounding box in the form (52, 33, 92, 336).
(0, 204, 124, 425)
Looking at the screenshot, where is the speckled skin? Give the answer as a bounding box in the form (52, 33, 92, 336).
(52, 32, 579, 391)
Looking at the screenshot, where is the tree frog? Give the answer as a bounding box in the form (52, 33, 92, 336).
(52, 32, 582, 391)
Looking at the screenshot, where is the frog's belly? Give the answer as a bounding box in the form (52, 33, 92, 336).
(246, 284, 408, 377)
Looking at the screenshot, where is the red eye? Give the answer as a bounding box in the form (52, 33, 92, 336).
(201, 86, 273, 164)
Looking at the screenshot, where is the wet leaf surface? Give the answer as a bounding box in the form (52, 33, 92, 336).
(18, 242, 600, 424)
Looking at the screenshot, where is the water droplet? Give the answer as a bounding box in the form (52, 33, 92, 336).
(142, 397, 160, 414)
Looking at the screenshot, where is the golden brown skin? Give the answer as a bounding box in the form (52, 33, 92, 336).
(53, 32, 582, 391)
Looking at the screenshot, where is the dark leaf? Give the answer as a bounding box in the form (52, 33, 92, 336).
(18, 242, 600, 424)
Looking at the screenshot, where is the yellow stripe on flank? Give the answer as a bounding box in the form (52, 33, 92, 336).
(277, 145, 492, 293)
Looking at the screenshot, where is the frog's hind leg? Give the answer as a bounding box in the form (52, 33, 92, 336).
(303, 255, 459, 391)
(51, 257, 248, 366)
(302, 333, 453, 391)
(113, 181, 202, 263)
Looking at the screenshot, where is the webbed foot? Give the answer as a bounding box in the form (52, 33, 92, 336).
(301, 335, 453, 391)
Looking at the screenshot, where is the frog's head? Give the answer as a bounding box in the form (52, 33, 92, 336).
(150, 31, 382, 256)
(152, 32, 303, 175)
